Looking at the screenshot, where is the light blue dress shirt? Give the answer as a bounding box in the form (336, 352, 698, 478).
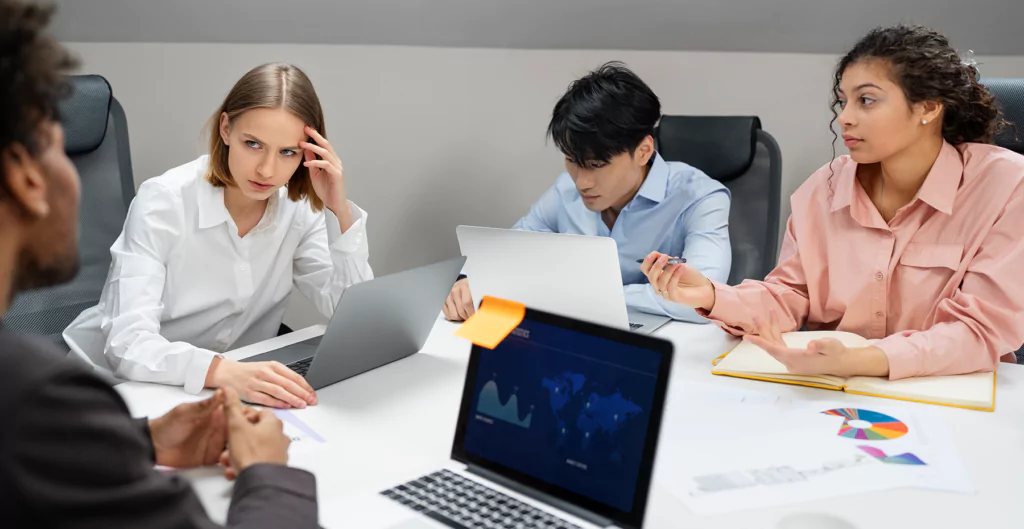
(512, 153, 731, 323)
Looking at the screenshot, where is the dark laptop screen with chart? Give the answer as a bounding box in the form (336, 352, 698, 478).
(451, 308, 673, 528)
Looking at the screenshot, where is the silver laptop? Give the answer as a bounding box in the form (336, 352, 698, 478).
(456, 226, 671, 335)
(241, 256, 466, 390)
(326, 306, 674, 529)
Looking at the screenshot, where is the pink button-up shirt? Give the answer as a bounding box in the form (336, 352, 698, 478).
(706, 142, 1024, 379)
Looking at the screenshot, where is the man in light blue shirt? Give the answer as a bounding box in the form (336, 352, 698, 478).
(443, 62, 731, 323)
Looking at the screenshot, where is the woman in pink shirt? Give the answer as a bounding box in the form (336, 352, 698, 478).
(642, 24, 1024, 380)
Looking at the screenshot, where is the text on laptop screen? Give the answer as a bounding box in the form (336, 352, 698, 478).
(460, 318, 661, 513)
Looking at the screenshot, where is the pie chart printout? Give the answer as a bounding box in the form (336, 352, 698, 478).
(821, 408, 909, 441)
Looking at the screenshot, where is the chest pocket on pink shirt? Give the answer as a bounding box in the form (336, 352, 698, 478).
(895, 242, 964, 302)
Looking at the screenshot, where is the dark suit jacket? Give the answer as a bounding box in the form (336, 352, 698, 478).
(0, 326, 320, 528)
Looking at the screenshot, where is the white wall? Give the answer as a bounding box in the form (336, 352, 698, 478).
(64, 42, 1024, 327)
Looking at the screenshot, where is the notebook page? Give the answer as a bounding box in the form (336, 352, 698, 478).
(712, 330, 866, 387)
(845, 371, 995, 409)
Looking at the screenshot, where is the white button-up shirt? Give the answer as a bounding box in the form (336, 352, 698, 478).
(64, 155, 373, 393)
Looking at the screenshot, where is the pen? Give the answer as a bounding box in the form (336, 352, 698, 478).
(636, 257, 686, 264)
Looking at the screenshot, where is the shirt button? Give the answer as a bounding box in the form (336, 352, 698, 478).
(239, 264, 247, 271)
(875, 272, 884, 281)
(875, 311, 884, 318)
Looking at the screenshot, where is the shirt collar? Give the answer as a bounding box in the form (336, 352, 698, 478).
(197, 177, 231, 229)
(250, 189, 281, 234)
(197, 176, 282, 232)
(914, 141, 962, 215)
(635, 152, 669, 204)
(830, 141, 963, 216)
(829, 157, 855, 212)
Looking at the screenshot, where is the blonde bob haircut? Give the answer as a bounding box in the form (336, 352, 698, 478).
(204, 63, 326, 211)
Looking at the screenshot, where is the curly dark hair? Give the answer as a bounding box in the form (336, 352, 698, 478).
(827, 25, 1009, 195)
(0, 1, 77, 198)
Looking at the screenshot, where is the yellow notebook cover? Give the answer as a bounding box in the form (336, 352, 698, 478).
(710, 332, 996, 412)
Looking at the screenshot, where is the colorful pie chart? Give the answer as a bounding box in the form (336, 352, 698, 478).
(822, 408, 908, 440)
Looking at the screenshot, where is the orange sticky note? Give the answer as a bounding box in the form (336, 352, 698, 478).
(454, 296, 526, 349)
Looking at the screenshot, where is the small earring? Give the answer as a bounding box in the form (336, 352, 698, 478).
(922, 119, 928, 125)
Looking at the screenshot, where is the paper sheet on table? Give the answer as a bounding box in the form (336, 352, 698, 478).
(666, 380, 791, 410)
(119, 385, 328, 447)
(656, 384, 973, 515)
(273, 409, 327, 447)
(662, 381, 800, 441)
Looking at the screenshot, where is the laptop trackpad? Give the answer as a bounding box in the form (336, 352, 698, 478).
(239, 335, 322, 365)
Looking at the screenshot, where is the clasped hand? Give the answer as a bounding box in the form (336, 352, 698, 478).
(148, 387, 290, 480)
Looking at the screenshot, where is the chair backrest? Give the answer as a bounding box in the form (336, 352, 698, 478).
(3, 75, 135, 348)
(982, 79, 1024, 364)
(982, 78, 1024, 155)
(655, 116, 782, 285)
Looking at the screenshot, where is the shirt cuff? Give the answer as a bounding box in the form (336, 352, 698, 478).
(702, 280, 745, 321)
(325, 201, 368, 255)
(133, 417, 157, 462)
(873, 334, 920, 380)
(184, 348, 219, 394)
(234, 463, 318, 499)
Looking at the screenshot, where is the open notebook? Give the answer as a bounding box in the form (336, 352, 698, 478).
(711, 330, 997, 411)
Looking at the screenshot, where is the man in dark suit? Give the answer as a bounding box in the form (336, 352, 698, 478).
(0, 2, 320, 527)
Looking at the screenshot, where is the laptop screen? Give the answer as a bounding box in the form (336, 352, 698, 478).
(452, 308, 672, 528)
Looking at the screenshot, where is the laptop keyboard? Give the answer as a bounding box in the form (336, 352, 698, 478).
(286, 356, 314, 377)
(381, 469, 581, 529)
(629, 322, 644, 330)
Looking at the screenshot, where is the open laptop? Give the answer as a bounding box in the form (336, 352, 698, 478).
(456, 226, 672, 335)
(241, 256, 466, 390)
(330, 306, 674, 529)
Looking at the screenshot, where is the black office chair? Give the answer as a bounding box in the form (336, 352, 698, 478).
(982, 79, 1024, 364)
(655, 116, 783, 285)
(3, 75, 135, 348)
(984, 79, 1024, 155)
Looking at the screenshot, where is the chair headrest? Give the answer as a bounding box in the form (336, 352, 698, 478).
(655, 116, 762, 182)
(59, 75, 112, 156)
(983, 78, 1024, 154)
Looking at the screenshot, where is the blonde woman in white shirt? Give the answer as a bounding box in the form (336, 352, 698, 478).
(64, 63, 372, 408)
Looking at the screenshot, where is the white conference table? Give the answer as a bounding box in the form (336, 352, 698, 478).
(116, 318, 1024, 529)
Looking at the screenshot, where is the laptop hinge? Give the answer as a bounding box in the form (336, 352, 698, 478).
(465, 464, 615, 528)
